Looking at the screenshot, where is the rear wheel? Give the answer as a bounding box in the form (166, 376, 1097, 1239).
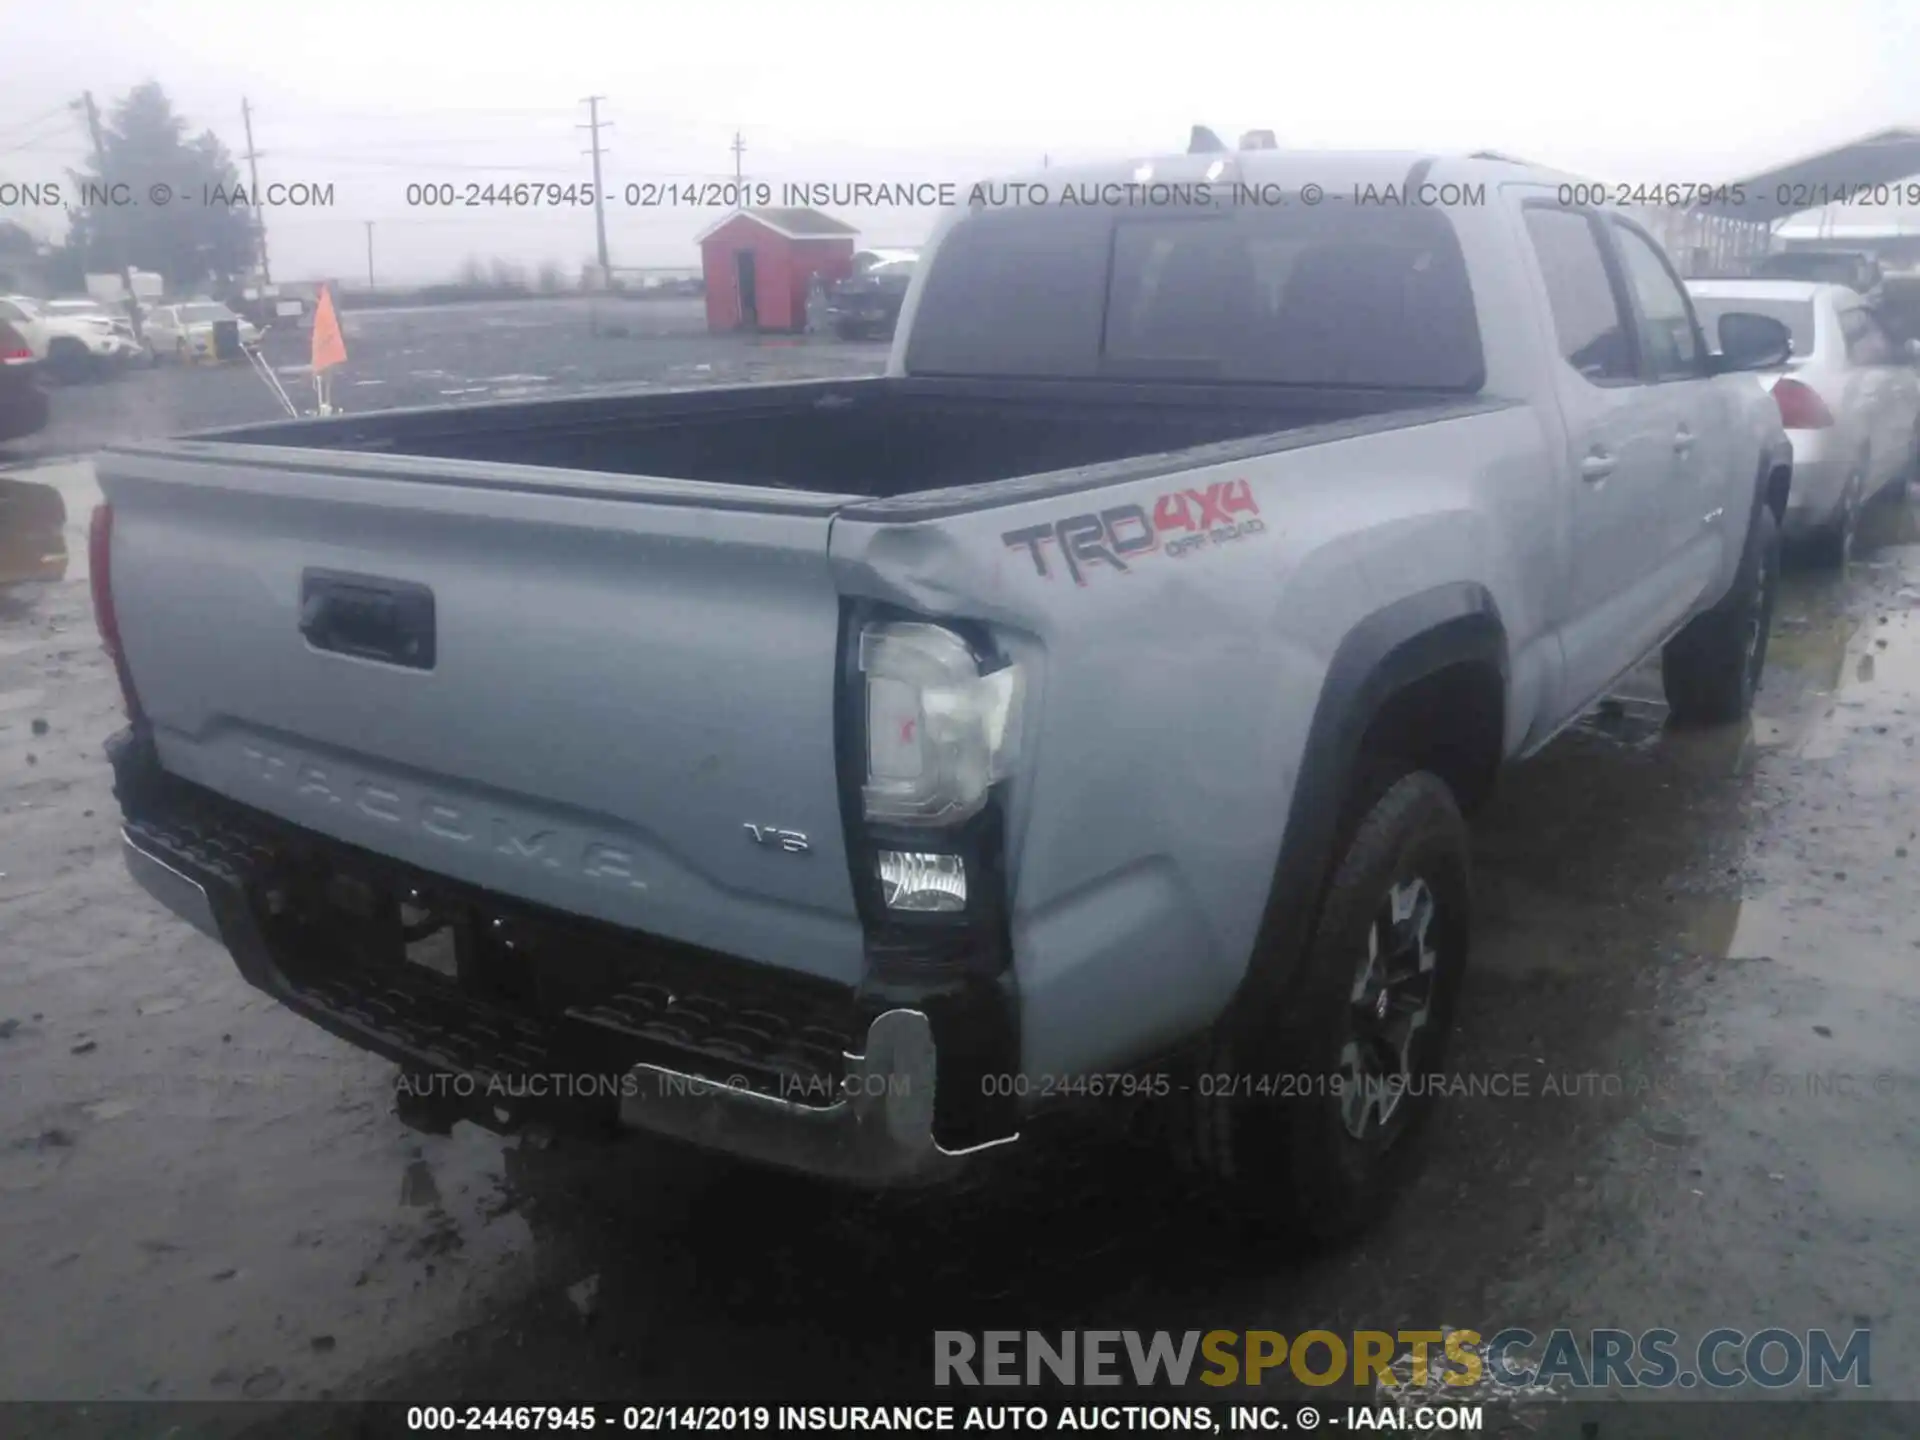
(46, 338, 91, 384)
(1184, 766, 1471, 1244)
(1662, 500, 1779, 725)
(1897, 425, 1920, 495)
(1805, 467, 1864, 570)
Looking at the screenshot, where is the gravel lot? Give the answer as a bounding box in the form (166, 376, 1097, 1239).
(1, 318, 1918, 1437)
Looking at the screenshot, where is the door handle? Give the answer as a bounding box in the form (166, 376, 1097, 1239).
(1579, 452, 1617, 482)
(299, 569, 437, 670)
(1673, 427, 1695, 454)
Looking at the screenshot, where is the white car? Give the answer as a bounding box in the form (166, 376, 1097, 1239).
(1689, 279, 1920, 566)
(141, 301, 263, 364)
(44, 297, 139, 336)
(0, 294, 145, 381)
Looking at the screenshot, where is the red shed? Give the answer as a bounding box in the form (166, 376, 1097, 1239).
(695, 206, 858, 333)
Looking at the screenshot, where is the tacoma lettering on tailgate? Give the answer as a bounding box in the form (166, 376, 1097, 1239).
(1001, 478, 1266, 585)
(239, 746, 649, 890)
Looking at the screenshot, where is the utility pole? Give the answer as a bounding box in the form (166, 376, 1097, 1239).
(731, 131, 746, 185)
(240, 97, 272, 284)
(76, 91, 143, 342)
(580, 96, 612, 285)
(364, 221, 375, 289)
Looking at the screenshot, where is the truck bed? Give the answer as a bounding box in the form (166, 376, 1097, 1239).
(97, 371, 1493, 1003)
(189, 376, 1458, 499)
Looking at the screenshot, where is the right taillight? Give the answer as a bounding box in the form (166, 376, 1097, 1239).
(859, 621, 1024, 829)
(852, 619, 1025, 917)
(89, 503, 144, 723)
(1772, 377, 1835, 430)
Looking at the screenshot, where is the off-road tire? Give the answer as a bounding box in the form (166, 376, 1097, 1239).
(1661, 500, 1780, 726)
(1184, 766, 1472, 1245)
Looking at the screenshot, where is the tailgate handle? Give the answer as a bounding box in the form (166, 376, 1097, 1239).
(299, 570, 436, 670)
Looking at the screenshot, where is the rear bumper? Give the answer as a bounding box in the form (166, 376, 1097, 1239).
(1781, 434, 1847, 535)
(123, 831, 220, 937)
(617, 1006, 968, 1184)
(826, 305, 900, 330)
(116, 765, 1015, 1187)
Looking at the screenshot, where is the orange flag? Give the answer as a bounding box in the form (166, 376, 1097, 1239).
(311, 285, 347, 372)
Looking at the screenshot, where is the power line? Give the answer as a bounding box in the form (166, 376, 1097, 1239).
(271, 154, 587, 174)
(731, 131, 746, 184)
(1, 113, 83, 155)
(0, 105, 77, 143)
(268, 134, 582, 154)
(308, 106, 584, 120)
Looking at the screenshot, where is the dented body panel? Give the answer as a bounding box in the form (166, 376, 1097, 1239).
(100, 148, 1791, 1137)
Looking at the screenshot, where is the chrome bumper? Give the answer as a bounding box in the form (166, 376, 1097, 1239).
(121, 827, 1014, 1186)
(620, 1007, 1015, 1186)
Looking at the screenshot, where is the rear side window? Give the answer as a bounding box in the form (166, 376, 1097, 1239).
(1522, 207, 1635, 383)
(1611, 222, 1703, 380)
(905, 200, 1484, 390)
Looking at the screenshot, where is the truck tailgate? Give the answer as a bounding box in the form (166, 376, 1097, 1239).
(99, 444, 867, 985)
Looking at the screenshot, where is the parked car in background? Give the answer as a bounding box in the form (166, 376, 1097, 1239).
(0, 294, 143, 381)
(1754, 250, 1886, 301)
(827, 254, 917, 339)
(142, 300, 262, 364)
(0, 317, 50, 442)
(44, 296, 140, 340)
(1690, 279, 1920, 565)
(850, 248, 920, 274)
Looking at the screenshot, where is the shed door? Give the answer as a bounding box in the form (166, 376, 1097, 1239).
(735, 251, 758, 328)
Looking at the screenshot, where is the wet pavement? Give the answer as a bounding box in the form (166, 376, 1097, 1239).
(1, 454, 1917, 1429)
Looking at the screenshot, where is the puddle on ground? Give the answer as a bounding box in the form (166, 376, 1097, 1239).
(2, 462, 99, 587)
(1793, 546, 1920, 762)
(0, 473, 72, 589)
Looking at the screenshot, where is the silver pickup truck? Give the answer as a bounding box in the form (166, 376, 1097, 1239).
(98, 149, 1794, 1240)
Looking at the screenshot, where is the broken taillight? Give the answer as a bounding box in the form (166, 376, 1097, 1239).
(89, 503, 144, 723)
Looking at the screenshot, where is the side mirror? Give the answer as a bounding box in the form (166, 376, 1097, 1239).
(1715, 312, 1792, 372)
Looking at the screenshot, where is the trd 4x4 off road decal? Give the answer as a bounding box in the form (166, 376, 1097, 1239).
(1002, 478, 1266, 585)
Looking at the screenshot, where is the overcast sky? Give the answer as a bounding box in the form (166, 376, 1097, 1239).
(3, 0, 1918, 284)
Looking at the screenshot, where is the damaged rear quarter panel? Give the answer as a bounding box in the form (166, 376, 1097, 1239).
(828, 403, 1555, 1081)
